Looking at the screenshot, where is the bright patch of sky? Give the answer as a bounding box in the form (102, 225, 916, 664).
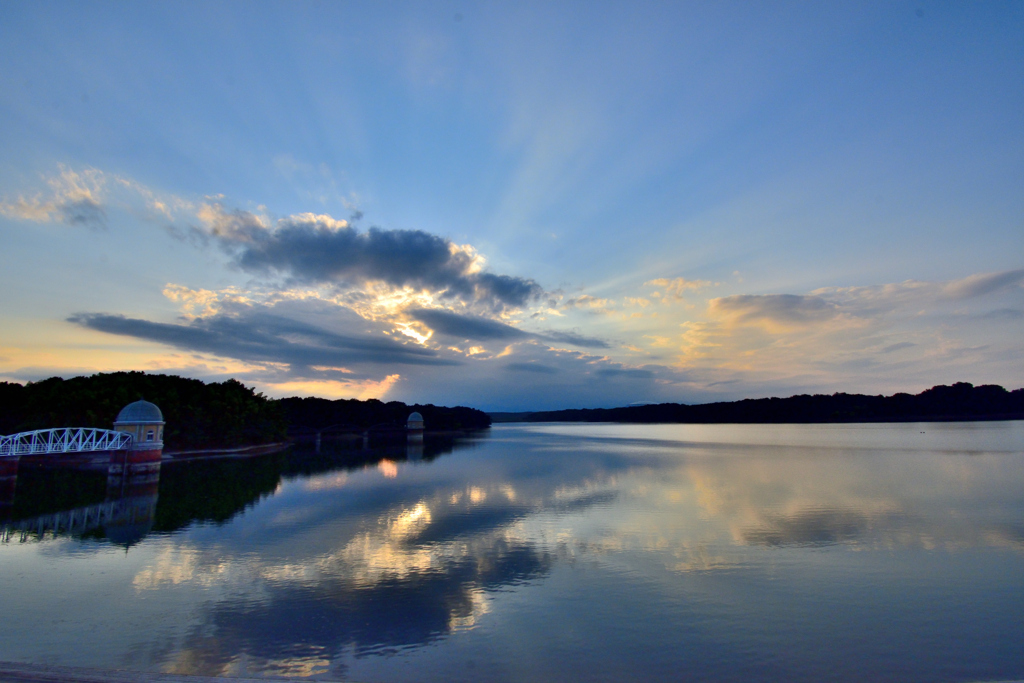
(0, 1, 1021, 410)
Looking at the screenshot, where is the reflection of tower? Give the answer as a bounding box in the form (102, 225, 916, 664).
(112, 399, 165, 475)
(105, 462, 161, 548)
(0, 454, 17, 520)
(407, 412, 424, 443)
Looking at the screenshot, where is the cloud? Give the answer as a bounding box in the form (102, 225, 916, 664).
(69, 305, 460, 376)
(409, 308, 611, 349)
(942, 269, 1024, 299)
(670, 268, 1024, 397)
(20, 279, 705, 409)
(563, 295, 612, 311)
(5, 166, 551, 323)
(645, 277, 713, 301)
(0, 166, 107, 228)
(708, 294, 839, 328)
(199, 205, 544, 311)
(813, 268, 1024, 314)
(3, 169, 546, 313)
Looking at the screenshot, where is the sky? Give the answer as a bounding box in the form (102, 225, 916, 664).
(0, 1, 1021, 411)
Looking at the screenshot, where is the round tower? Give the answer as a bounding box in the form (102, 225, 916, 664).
(407, 411, 424, 443)
(113, 399, 165, 473)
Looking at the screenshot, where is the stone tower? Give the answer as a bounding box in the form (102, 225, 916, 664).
(113, 399, 165, 473)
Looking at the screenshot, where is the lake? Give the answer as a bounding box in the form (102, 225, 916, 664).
(1, 421, 1023, 682)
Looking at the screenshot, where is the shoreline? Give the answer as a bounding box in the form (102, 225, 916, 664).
(162, 429, 488, 462)
(489, 413, 1024, 424)
(0, 660, 338, 683)
(162, 442, 291, 462)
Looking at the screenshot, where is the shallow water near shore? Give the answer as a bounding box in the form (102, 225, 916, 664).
(1, 421, 1023, 682)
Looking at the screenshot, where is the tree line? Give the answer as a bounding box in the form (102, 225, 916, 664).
(518, 383, 1024, 424)
(0, 371, 490, 451)
(279, 396, 491, 434)
(2, 374, 1017, 450)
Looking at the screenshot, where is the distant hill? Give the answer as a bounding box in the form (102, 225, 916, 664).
(493, 383, 1024, 424)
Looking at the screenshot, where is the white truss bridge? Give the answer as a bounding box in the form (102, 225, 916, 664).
(0, 428, 133, 457)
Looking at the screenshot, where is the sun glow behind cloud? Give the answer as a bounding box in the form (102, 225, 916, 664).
(3, 165, 1019, 408)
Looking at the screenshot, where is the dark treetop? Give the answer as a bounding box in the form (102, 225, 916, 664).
(498, 383, 1024, 424)
(0, 372, 287, 450)
(279, 396, 491, 434)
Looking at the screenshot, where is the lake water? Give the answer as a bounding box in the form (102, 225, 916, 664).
(1, 421, 1023, 682)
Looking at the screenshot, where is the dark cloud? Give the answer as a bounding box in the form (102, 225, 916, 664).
(410, 309, 529, 341)
(59, 197, 106, 228)
(882, 342, 916, 353)
(205, 208, 543, 310)
(69, 309, 460, 373)
(538, 330, 610, 349)
(595, 367, 654, 379)
(409, 308, 610, 349)
(504, 362, 560, 374)
(472, 273, 544, 309)
(164, 223, 211, 247)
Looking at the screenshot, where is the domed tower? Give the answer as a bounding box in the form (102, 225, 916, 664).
(407, 411, 424, 443)
(113, 399, 165, 473)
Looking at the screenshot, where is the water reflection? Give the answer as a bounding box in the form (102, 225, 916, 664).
(167, 533, 552, 676)
(153, 435, 469, 535)
(669, 441, 1024, 554)
(1, 423, 1022, 682)
(1, 466, 159, 547)
(0, 434, 470, 546)
(130, 440, 623, 677)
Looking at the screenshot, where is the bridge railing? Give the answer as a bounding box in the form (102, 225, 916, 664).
(0, 428, 134, 457)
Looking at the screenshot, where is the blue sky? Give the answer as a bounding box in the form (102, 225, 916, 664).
(1, 1, 1021, 411)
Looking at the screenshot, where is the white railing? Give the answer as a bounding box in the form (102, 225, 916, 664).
(0, 428, 133, 457)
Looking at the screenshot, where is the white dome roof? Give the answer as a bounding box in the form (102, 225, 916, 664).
(115, 399, 164, 424)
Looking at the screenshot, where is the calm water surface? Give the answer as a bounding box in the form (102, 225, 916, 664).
(1, 422, 1023, 682)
